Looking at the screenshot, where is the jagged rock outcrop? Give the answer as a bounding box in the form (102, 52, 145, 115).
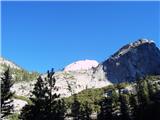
(95, 39, 160, 83)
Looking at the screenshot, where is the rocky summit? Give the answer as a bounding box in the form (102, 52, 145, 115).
(94, 39, 160, 83)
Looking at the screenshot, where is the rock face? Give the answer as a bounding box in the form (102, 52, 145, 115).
(96, 39, 160, 83)
(12, 69, 111, 98)
(64, 60, 99, 71)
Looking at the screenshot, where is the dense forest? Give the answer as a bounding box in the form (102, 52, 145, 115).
(1, 68, 160, 120)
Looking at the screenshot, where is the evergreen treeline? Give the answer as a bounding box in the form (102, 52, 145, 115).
(1, 68, 160, 120)
(98, 76, 160, 120)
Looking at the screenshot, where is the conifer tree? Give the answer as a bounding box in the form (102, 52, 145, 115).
(129, 94, 138, 120)
(71, 94, 80, 120)
(146, 79, 155, 100)
(98, 97, 113, 120)
(98, 88, 120, 120)
(19, 69, 66, 120)
(154, 83, 159, 93)
(137, 80, 150, 107)
(135, 77, 150, 120)
(1, 68, 14, 118)
(111, 88, 120, 119)
(119, 94, 131, 120)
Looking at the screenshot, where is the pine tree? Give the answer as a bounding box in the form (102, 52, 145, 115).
(98, 88, 120, 120)
(119, 94, 131, 120)
(146, 79, 155, 100)
(111, 88, 120, 119)
(71, 94, 80, 120)
(1, 68, 14, 118)
(135, 77, 150, 120)
(19, 69, 66, 120)
(129, 94, 138, 120)
(137, 80, 150, 107)
(98, 97, 113, 120)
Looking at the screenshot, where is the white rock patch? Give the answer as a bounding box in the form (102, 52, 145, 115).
(64, 60, 98, 71)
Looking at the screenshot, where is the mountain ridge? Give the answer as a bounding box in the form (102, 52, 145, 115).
(98, 39, 160, 83)
(1, 39, 160, 84)
(1, 38, 160, 113)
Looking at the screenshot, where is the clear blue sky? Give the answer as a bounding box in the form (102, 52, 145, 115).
(2, 1, 160, 73)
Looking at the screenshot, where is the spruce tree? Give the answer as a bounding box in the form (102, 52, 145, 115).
(1, 68, 14, 118)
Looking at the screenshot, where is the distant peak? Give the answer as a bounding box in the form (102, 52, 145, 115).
(111, 39, 155, 59)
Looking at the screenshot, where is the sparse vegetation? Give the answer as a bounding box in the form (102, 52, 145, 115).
(13, 94, 32, 105)
(7, 113, 19, 120)
(1, 64, 39, 82)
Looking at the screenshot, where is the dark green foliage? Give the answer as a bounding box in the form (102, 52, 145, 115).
(19, 105, 34, 120)
(1, 68, 14, 118)
(111, 88, 119, 110)
(64, 87, 104, 113)
(70, 95, 92, 120)
(98, 87, 120, 120)
(98, 97, 113, 120)
(129, 94, 138, 120)
(119, 94, 131, 120)
(136, 79, 150, 106)
(19, 69, 66, 120)
(97, 76, 160, 120)
(71, 94, 80, 120)
(146, 76, 160, 100)
(79, 101, 92, 120)
(130, 76, 160, 120)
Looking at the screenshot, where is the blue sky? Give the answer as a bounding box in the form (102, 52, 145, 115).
(2, 1, 160, 73)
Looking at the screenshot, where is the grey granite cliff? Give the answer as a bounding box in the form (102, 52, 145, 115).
(95, 39, 160, 83)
